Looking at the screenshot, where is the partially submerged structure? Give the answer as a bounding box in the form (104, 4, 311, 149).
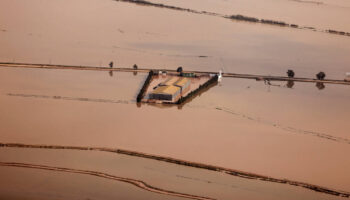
(174, 78, 191, 93)
(149, 77, 191, 101)
(149, 85, 180, 101)
(136, 70, 219, 105)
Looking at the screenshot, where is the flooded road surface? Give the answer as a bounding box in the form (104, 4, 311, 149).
(1, 0, 350, 199)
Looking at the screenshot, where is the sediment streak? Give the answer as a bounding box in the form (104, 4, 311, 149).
(0, 161, 215, 200)
(0, 142, 349, 198)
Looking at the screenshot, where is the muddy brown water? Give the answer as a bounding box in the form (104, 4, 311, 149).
(0, 67, 349, 195)
(0, 0, 350, 199)
(0, 147, 346, 200)
(1, 0, 350, 78)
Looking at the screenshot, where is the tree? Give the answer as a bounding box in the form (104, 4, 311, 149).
(316, 72, 326, 80)
(177, 66, 183, 73)
(109, 61, 114, 68)
(287, 69, 295, 78)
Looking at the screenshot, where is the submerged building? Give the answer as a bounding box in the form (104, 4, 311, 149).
(160, 77, 179, 86)
(149, 77, 191, 102)
(174, 78, 190, 93)
(149, 85, 180, 101)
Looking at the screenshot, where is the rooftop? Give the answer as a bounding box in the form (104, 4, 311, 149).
(174, 78, 190, 87)
(152, 85, 180, 95)
(162, 77, 179, 86)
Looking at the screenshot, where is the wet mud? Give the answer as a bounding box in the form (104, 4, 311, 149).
(1, 143, 349, 198)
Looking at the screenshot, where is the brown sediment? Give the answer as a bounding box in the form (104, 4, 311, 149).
(114, 0, 350, 37)
(1, 143, 349, 198)
(0, 161, 215, 200)
(1, 62, 350, 85)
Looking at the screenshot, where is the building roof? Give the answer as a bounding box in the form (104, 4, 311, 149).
(162, 77, 179, 86)
(174, 78, 190, 87)
(152, 85, 180, 95)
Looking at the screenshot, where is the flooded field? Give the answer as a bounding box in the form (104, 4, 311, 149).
(1, 0, 350, 78)
(1, 0, 350, 199)
(0, 147, 347, 200)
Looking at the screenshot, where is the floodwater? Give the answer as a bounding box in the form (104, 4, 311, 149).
(0, 147, 345, 200)
(1, 0, 350, 79)
(1, 0, 350, 199)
